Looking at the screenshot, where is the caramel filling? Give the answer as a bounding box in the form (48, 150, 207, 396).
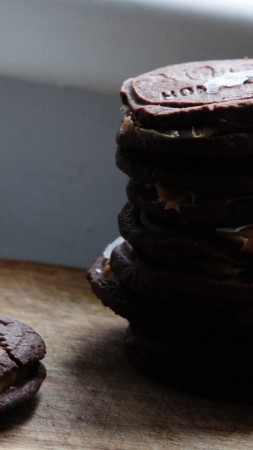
(155, 185, 253, 254)
(122, 114, 212, 139)
(102, 261, 111, 278)
(156, 184, 196, 212)
(217, 224, 253, 254)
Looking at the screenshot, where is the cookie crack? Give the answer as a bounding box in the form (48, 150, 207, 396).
(0, 328, 23, 368)
(0, 343, 19, 369)
(4, 350, 21, 368)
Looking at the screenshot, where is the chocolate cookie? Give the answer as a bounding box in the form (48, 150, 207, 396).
(120, 59, 253, 130)
(0, 317, 46, 414)
(117, 119, 253, 156)
(118, 202, 253, 276)
(87, 252, 252, 335)
(88, 59, 253, 402)
(116, 145, 253, 196)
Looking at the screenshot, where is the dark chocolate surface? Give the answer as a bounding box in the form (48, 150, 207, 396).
(116, 146, 253, 194)
(125, 180, 253, 228)
(88, 58, 253, 401)
(87, 256, 253, 328)
(125, 326, 253, 403)
(118, 202, 253, 270)
(109, 241, 252, 303)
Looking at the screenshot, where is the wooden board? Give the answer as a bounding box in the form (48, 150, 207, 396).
(0, 258, 253, 449)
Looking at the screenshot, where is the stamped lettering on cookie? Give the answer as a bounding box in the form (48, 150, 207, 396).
(131, 61, 253, 106)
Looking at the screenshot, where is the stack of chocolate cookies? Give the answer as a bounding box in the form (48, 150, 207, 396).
(88, 59, 253, 401)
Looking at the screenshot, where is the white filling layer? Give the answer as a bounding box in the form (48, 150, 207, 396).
(103, 236, 125, 259)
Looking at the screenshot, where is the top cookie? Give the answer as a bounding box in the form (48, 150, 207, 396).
(121, 59, 253, 130)
(0, 317, 46, 374)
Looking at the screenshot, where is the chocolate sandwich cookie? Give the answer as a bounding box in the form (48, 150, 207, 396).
(0, 317, 46, 414)
(116, 145, 253, 195)
(125, 178, 253, 228)
(88, 58, 253, 402)
(117, 117, 253, 156)
(116, 143, 253, 231)
(88, 250, 252, 335)
(118, 202, 253, 278)
(110, 240, 253, 305)
(88, 246, 253, 403)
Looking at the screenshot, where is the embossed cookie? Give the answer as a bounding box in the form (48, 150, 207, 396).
(0, 317, 46, 413)
(120, 59, 253, 130)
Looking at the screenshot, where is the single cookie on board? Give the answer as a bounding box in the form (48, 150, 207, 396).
(0, 317, 46, 414)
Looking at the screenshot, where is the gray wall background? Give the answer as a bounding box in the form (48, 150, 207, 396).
(1, 77, 127, 268)
(1, 1, 253, 268)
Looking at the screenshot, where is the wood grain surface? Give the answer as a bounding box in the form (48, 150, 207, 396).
(0, 258, 253, 449)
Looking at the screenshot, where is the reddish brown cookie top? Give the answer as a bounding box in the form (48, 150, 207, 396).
(0, 316, 46, 402)
(121, 59, 253, 129)
(0, 317, 46, 378)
